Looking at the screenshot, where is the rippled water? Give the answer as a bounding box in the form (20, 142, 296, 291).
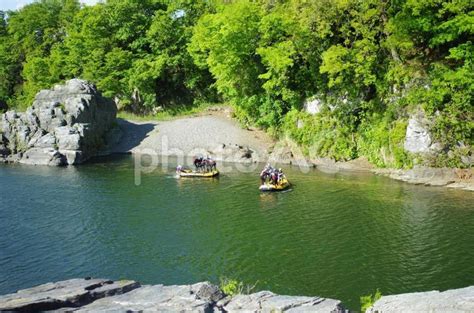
(1, 155, 473, 309)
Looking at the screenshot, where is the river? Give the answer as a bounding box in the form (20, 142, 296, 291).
(0, 155, 473, 310)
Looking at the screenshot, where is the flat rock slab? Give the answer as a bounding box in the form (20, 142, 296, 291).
(218, 290, 345, 312)
(0, 278, 139, 312)
(367, 286, 474, 313)
(75, 282, 217, 312)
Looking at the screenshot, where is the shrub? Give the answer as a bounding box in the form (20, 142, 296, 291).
(358, 115, 412, 168)
(360, 289, 382, 313)
(220, 278, 242, 297)
(219, 277, 258, 297)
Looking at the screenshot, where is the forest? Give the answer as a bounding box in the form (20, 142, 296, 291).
(0, 0, 472, 168)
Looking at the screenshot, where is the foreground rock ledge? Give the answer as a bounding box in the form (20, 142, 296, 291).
(367, 286, 474, 313)
(0, 278, 345, 312)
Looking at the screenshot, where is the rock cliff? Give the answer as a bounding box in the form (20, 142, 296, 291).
(0, 79, 117, 165)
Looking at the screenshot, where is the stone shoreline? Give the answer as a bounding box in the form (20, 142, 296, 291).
(0, 278, 345, 312)
(1, 278, 473, 312)
(267, 137, 473, 191)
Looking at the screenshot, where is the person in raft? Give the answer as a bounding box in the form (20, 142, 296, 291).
(260, 164, 286, 185)
(260, 163, 273, 184)
(192, 155, 217, 173)
(277, 168, 285, 183)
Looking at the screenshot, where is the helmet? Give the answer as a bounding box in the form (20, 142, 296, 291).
(278, 168, 282, 171)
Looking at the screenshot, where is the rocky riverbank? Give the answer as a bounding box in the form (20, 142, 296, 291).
(1, 81, 471, 191)
(1, 278, 473, 312)
(108, 107, 472, 191)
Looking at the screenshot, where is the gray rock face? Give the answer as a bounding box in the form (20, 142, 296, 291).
(55, 126, 81, 150)
(35, 133, 56, 148)
(0, 278, 140, 312)
(21, 148, 66, 166)
(367, 286, 474, 313)
(404, 111, 435, 153)
(0, 79, 117, 165)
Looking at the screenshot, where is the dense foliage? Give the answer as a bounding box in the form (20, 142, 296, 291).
(0, 0, 472, 168)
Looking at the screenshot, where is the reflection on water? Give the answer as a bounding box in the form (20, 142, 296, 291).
(0, 155, 473, 310)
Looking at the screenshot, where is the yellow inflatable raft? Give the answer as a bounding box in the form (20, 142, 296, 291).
(178, 169, 219, 178)
(259, 178, 291, 191)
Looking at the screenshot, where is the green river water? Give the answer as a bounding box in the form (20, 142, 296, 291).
(0, 155, 473, 310)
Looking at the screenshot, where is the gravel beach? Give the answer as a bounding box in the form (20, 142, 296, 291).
(111, 111, 274, 163)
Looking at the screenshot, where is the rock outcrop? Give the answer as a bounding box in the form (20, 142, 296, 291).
(0, 278, 139, 312)
(404, 111, 434, 153)
(367, 286, 474, 313)
(403, 110, 448, 158)
(0, 79, 117, 166)
(0, 278, 346, 312)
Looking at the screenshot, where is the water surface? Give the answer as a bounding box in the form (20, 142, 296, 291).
(1, 155, 473, 309)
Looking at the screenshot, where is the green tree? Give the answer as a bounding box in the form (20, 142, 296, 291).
(0, 0, 471, 168)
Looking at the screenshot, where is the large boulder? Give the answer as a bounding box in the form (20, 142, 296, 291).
(0, 79, 117, 166)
